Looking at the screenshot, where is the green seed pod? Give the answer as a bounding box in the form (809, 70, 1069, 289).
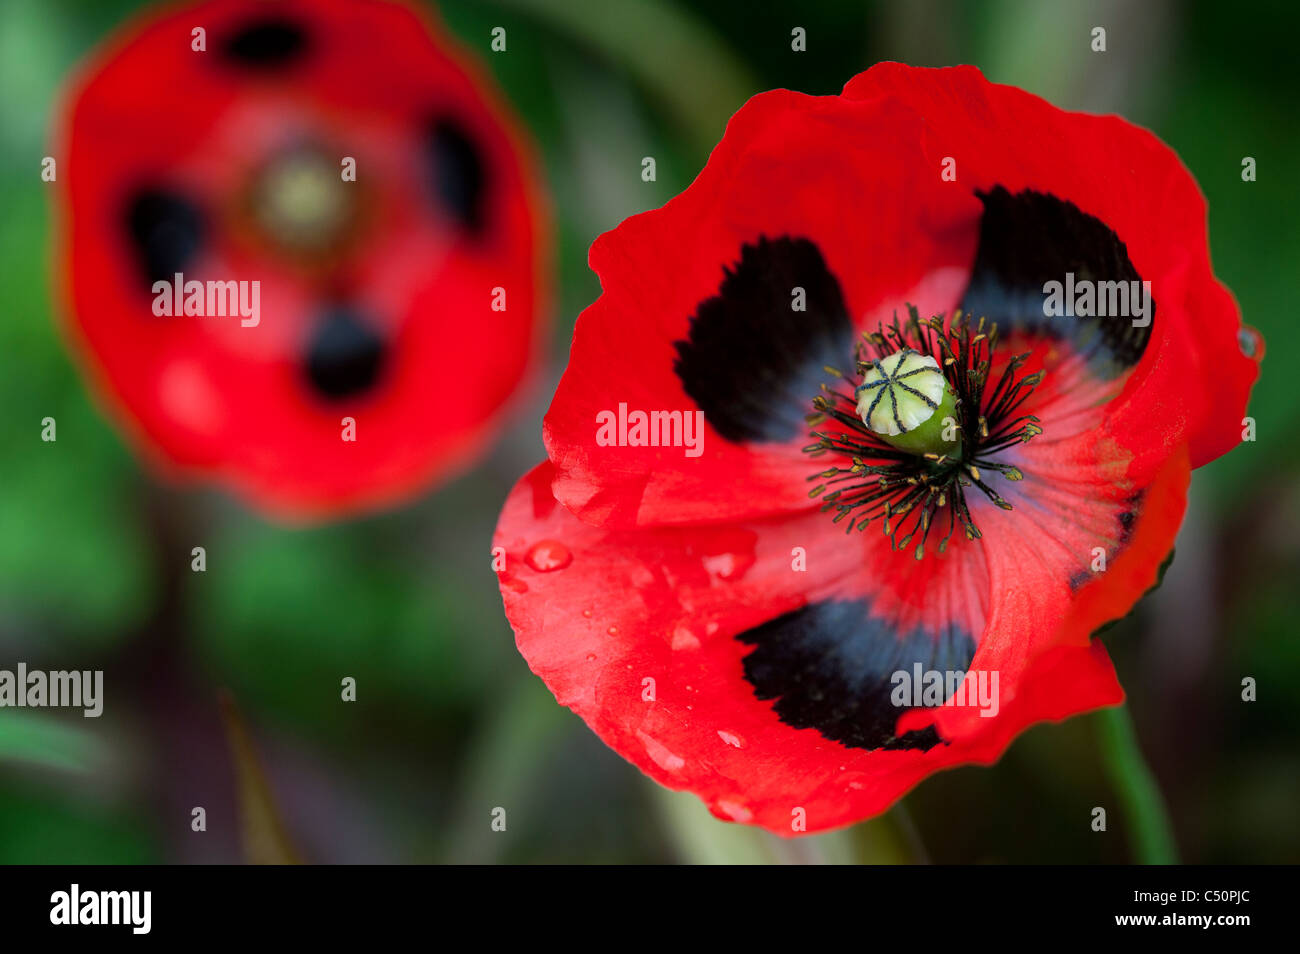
(855, 349, 962, 458)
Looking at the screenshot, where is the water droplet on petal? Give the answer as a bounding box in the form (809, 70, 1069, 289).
(717, 729, 746, 749)
(581, 609, 593, 618)
(703, 550, 755, 581)
(628, 565, 655, 588)
(1238, 325, 1263, 359)
(697, 528, 758, 581)
(607, 625, 619, 635)
(525, 539, 572, 572)
(585, 652, 597, 662)
(671, 625, 701, 651)
(710, 799, 753, 823)
(637, 731, 685, 773)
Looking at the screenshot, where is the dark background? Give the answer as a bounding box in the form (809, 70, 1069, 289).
(1, 0, 1296, 863)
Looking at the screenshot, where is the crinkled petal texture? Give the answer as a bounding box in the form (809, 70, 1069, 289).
(499, 463, 1132, 832)
(55, 0, 548, 519)
(500, 64, 1260, 834)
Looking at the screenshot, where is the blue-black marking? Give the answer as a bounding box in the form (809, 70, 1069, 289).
(959, 186, 1153, 378)
(737, 599, 977, 751)
(674, 236, 854, 443)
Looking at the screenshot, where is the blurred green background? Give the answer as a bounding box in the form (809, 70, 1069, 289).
(1, 0, 1296, 863)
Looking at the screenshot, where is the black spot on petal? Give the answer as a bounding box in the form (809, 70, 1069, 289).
(674, 236, 854, 443)
(425, 118, 486, 233)
(220, 17, 310, 69)
(1116, 491, 1145, 547)
(738, 600, 977, 751)
(1068, 491, 1146, 592)
(304, 307, 387, 400)
(960, 186, 1154, 378)
(124, 189, 205, 288)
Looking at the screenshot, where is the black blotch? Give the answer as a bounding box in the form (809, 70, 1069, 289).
(1068, 491, 1146, 591)
(673, 236, 854, 444)
(220, 17, 309, 69)
(737, 600, 977, 751)
(124, 189, 204, 287)
(304, 308, 387, 400)
(425, 118, 486, 233)
(960, 186, 1154, 378)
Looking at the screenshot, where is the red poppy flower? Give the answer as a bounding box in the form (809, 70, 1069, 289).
(54, 0, 547, 518)
(494, 64, 1262, 834)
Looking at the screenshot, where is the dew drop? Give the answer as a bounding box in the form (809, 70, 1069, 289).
(581, 609, 593, 618)
(711, 799, 753, 823)
(717, 729, 746, 749)
(702, 550, 755, 581)
(638, 731, 686, 772)
(1238, 325, 1263, 359)
(607, 625, 619, 635)
(671, 625, 701, 651)
(525, 539, 572, 572)
(697, 528, 758, 581)
(585, 652, 597, 662)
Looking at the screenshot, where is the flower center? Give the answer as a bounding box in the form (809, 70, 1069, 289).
(246, 145, 358, 257)
(804, 306, 1045, 559)
(855, 348, 962, 457)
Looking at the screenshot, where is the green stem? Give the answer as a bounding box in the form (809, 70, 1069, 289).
(889, 800, 931, 864)
(1095, 704, 1179, 864)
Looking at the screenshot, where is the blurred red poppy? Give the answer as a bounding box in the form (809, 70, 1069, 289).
(54, 0, 548, 518)
(495, 64, 1262, 834)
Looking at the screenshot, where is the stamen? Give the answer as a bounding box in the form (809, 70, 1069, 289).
(802, 305, 1046, 557)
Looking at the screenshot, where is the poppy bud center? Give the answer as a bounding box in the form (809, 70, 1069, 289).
(855, 348, 961, 457)
(805, 309, 1044, 557)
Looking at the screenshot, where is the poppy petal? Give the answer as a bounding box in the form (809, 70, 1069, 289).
(843, 62, 1260, 468)
(544, 90, 978, 528)
(497, 463, 1127, 834)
